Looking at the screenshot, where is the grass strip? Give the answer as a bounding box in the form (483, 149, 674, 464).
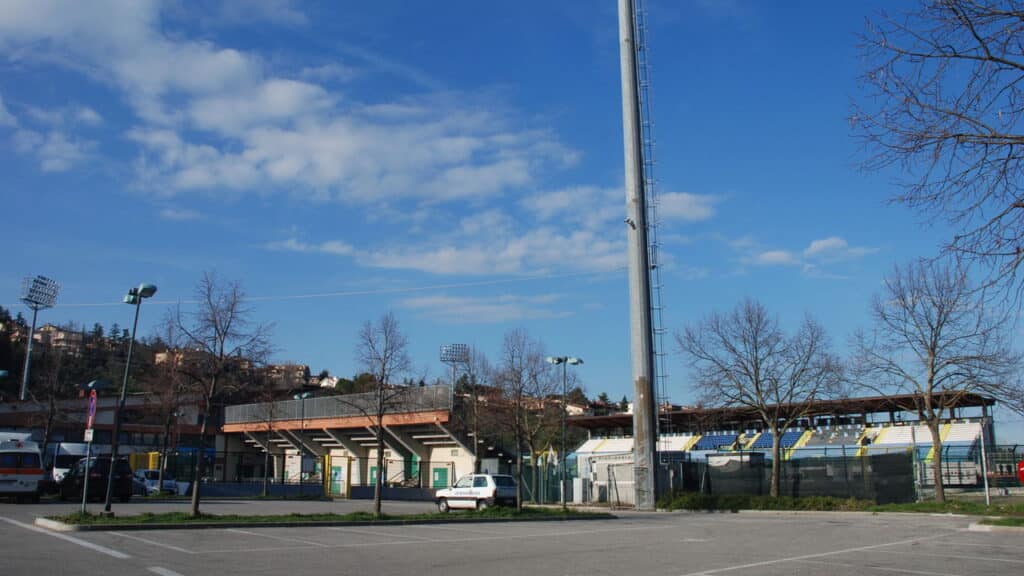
(657, 491, 1024, 516)
(53, 507, 610, 526)
(979, 516, 1024, 527)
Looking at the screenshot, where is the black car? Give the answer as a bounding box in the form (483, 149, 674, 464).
(58, 457, 132, 502)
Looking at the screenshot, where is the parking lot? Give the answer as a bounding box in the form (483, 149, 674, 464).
(0, 501, 1021, 576)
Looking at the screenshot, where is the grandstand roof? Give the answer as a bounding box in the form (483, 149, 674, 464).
(568, 392, 995, 431)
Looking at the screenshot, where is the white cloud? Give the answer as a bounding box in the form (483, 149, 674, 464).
(300, 63, 358, 83)
(803, 236, 877, 261)
(399, 293, 570, 323)
(0, 1, 575, 205)
(752, 250, 799, 266)
(658, 192, 718, 221)
(75, 106, 102, 125)
(0, 94, 15, 126)
(13, 129, 93, 172)
(265, 238, 354, 256)
(361, 224, 626, 276)
(159, 207, 203, 221)
(24, 104, 102, 127)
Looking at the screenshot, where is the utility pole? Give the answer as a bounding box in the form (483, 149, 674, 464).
(618, 0, 658, 510)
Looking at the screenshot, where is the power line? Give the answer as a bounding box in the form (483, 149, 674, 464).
(3, 268, 624, 310)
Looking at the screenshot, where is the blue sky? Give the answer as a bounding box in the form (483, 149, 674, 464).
(2, 1, 1021, 441)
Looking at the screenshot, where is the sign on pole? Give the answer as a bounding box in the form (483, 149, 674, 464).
(86, 390, 97, 430)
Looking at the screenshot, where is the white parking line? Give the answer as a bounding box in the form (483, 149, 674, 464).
(676, 532, 956, 576)
(148, 567, 186, 576)
(870, 549, 1024, 565)
(0, 517, 130, 559)
(328, 526, 435, 540)
(109, 531, 195, 554)
(794, 558, 964, 576)
(227, 528, 330, 547)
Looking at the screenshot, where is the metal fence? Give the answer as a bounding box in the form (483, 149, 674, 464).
(224, 385, 452, 424)
(575, 444, 1024, 506)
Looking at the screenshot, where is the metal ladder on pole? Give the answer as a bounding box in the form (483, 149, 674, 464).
(633, 0, 673, 462)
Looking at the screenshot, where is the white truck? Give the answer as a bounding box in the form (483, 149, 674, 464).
(435, 473, 518, 512)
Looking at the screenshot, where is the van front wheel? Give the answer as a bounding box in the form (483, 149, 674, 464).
(437, 498, 450, 513)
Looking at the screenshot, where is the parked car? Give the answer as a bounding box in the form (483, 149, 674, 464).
(58, 457, 132, 502)
(435, 473, 517, 512)
(133, 469, 177, 496)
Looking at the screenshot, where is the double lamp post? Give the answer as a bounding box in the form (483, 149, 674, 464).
(546, 355, 582, 509)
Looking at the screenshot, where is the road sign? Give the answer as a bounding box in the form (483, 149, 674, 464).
(85, 390, 97, 430)
(84, 428, 94, 443)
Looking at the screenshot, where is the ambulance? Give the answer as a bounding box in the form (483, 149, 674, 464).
(0, 438, 44, 502)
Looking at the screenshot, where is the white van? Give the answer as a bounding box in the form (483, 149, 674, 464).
(48, 442, 91, 483)
(0, 440, 44, 502)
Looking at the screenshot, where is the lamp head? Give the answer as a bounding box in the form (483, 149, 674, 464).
(567, 357, 583, 365)
(546, 356, 565, 365)
(137, 283, 157, 298)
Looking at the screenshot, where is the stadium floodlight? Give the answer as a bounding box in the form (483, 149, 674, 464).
(546, 355, 584, 509)
(19, 275, 59, 401)
(440, 344, 470, 365)
(440, 343, 470, 412)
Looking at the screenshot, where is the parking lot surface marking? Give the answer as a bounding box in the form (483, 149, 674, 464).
(793, 558, 963, 576)
(676, 532, 955, 576)
(226, 527, 331, 547)
(869, 548, 1024, 565)
(147, 567, 186, 576)
(0, 517, 131, 559)
(110, 531, 195, 554)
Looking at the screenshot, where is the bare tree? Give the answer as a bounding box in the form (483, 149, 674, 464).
(174, 272, 273, 516)
(456, 346, 493, 474)
(852, 260, 1022, 501)
(494, 328, 559, 508)
(145, 323, 190, 495)
(853, 0, 1024, 301)
(677, 299, 840, 497)
(352, 312, 412, 518)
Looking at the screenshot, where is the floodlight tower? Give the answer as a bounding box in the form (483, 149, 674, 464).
(19, 275, 59, 401)
(440, 344, 469, 404)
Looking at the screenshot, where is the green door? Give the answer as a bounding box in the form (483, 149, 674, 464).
(370, 466, 377, 485)
(330, 465, 343, 495)
(431, 467, 448, 488)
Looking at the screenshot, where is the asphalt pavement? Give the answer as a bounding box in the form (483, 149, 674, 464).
(0, 500, 1021, 576)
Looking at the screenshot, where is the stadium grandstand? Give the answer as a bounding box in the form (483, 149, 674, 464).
(568, 392, 1005, 505)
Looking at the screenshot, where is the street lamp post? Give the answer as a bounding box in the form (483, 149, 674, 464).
(294, 392, 312, 495)
(19, 275, 59, 401)
(546, 356, 583, 509)
(103, 283, 157, 514)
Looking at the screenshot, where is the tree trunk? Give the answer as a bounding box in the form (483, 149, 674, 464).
(770, 427, 781, 498)
(262, 429, 270, 498)
(514, 425, 523, 510)
(928, 420, 945, 503)
(191, 382, 215, 517)
(374, 421, 384, 517)
(157, 416, 171, 495)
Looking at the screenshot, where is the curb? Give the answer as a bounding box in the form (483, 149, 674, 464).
(968, 520, 1024, 533)
(34, 514, 615, 532)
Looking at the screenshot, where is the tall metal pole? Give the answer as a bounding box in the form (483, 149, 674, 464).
(561, 361, 567, 509)
(103, 296, 142, 513)
(618, 0, 658, 510)
(18, 307, 39, 401)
